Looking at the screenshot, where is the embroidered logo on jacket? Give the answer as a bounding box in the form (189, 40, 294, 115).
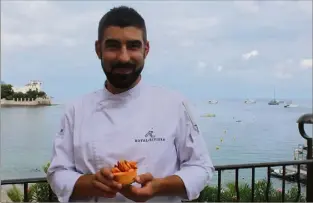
(134, 129, 166, 143)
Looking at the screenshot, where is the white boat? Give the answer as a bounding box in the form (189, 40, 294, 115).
(284, 101, 298, 108)
(270, 168, 297, 178)
(284, 104, 298, 108)
(244, 99, 256, 104)
(208, 100, 218, 104)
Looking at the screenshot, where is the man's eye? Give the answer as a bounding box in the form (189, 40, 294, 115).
(127, 42, 142, 49)
(106, 43, 120, 48)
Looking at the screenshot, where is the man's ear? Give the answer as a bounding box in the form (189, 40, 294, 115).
(144, 41, 150, 59)
(95, 40, 101, 59)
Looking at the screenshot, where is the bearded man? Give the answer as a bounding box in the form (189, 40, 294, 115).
(47, 5, 214, 203)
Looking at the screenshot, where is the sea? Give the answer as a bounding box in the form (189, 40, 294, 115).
(1, 98, 312, 188)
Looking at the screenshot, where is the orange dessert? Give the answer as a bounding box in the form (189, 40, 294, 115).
(111, 160, 138, 185)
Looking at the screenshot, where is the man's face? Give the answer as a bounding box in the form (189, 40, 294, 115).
(95, 26, 149, 89)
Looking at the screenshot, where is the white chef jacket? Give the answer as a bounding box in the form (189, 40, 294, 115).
(47, 81, 214, 203)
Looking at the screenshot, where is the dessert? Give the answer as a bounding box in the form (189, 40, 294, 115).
(111, 160, 138, 185)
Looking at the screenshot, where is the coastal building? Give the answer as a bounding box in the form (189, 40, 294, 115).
(1, 80, 53, 106)
(12, 80, 43, 93)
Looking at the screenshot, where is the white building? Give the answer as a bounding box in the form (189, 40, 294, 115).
(12, 80, 43, 93)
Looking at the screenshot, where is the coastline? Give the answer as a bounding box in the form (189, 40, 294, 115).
(1, 98, 54, 107)
(1, 104, 59, 108)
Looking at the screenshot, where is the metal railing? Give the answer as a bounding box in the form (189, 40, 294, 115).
(214, 159, 313, 202)
(2, 113, 312, 202)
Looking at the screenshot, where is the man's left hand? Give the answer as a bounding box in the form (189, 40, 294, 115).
(120, 173, 159, 202)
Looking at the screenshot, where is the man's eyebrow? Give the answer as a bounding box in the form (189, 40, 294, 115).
(104, 39, 143, 46)
(127, 40, 142, 45)
(104, 39, 121, 44)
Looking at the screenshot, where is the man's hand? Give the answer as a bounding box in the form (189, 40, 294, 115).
(92, 168, 123, 198)
(120, 173, 159, 202)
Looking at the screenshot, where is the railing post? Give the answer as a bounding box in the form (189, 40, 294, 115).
(297, 113, 313, 202)
(306, 138, 313, 202)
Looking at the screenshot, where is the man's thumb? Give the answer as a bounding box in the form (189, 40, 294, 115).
(136, 173, 153, 184)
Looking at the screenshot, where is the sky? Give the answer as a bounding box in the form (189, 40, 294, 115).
(1, 0, 312, 103)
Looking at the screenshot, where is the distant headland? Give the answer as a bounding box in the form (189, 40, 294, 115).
(1, 80, 54, 107)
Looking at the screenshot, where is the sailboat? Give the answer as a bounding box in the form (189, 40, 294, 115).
(268, 87, 279, 105)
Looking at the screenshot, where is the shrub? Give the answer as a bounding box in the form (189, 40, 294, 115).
(6, 163, 306, 202)
(192, 179, 306, 202)
(6, 162, 58, 202)
(6, 185, 23, 202)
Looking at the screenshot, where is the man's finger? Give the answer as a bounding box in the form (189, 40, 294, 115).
(95, 172, 122, 191)
(100, 168, 114, 179)
(92, 180, 118, 197)
(135, 173, 153, 184)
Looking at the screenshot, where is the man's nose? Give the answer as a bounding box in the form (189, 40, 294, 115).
(117, 46, 130, 63)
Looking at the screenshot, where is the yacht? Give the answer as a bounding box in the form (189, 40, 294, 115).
(244, 99, 256, 104)
(268, 87, 279, 105)
(208, 100, 218, 104)
(284, 101, 298, 108)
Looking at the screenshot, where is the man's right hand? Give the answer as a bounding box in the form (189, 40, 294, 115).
(92, 168, 123, 198)
(71, 168, 122, 200)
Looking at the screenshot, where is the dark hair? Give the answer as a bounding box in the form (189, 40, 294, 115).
(98, 6, 147, 42)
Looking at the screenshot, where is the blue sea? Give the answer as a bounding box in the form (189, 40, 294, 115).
(1, 98, 312, 187)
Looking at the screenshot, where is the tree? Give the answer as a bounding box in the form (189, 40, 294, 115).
(1, 83, 49, 100)
(37, 91, 47, 98)
(1, 84, 14, 99)
(13, 92, 26, 100)
(25, 90, 38, 100)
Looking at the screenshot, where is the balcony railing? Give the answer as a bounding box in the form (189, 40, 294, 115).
(2, 113, 312, 202)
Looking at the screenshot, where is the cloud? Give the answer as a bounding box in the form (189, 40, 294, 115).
(180, 39, 195, 47)
(233, 1, 260, 13)
(1, 1, 100, 52)
(193, 61, 209, 77)
(165, 17, 219, 33)
(242, 50, 259, 60)
(197, 61, 207, 69)
(272, 58, 312, 80)
(275, 71, 293, 79)
(217, 66, 223, 72)
(297, 1, 312, 16)
(300, 59, 312, 69)
(1, 1, 312, 100)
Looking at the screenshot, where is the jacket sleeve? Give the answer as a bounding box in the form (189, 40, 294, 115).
(174, 100, 215, 201)
(46, 104, 83, 202)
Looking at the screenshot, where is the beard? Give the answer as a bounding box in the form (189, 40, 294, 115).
(101, 60, 144, 89)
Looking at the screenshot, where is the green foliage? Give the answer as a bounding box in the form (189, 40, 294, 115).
(6, 162, 58, 202)
(1, 83, 47, 100)
(192, 179, 306, 202)
(6, 163, 307, 203)
(6, 185, 23, 202)
(1, 84, 14, 99)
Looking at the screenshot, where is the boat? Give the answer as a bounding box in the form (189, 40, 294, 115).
(268, 99, 279, 105)
(208, 100, 218, 104)
(284, 104, 299, 108)
(244, 99, 256, 104)
(201, 113, 216, 117)
(270, 144, 311, 183)
(284, 101, 298, 108)
(270, 168, 297, 178)
(268, 87, 279, 105)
